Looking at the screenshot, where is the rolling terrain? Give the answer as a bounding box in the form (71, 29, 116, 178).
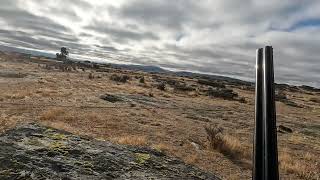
(0, 51, 319, 179)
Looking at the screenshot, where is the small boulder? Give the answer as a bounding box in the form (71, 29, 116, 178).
(208, 87, 238, 100)
(156, 83, 166, 91)
(100, 94, 124, 103)
(277, 125, 293, 133)
(110, 74, 130, 83)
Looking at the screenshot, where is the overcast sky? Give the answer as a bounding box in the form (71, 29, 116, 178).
(0, 0, 319, 87)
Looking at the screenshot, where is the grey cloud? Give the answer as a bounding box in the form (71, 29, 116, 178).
(0, 0, 319, 87)
(111, 0, 201, 30)
(85, 21, 159, 43)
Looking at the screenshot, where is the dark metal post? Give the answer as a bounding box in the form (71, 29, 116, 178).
(253, 48, 263, 179)
(253, 46, 279, 180)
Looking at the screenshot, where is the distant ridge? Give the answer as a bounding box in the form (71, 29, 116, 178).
(0, 45, 319, 90)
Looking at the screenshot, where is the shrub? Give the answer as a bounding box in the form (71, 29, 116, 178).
(205, 125, 224, 149)
(156, 83, 166, 91)
(139, 76, 145, 83)
(88, 73, 94, 79)
(110, 74, 130, 83)
(115, 135, 147, 146)
(205, 125, 249, 159)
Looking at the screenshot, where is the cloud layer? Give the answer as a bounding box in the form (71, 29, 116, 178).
(0, 0, 319, 87)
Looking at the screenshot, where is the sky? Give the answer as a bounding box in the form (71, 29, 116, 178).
(0, 0, 319, 87)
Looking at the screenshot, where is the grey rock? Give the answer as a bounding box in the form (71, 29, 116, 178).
(0, 123, 220, 180)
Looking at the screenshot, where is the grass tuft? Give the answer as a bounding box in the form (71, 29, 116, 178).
(114, 135, 147, 146)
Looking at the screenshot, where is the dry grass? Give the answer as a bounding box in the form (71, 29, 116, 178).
(152, 143, 173, 153)
(220, 135, 250, 159)
(0, 115, 18, 133)
(279, 149, 319, 179)
(185, 153, 199, 164)
(205, 125, 250, 162)
(86, 112, 102, 123)
(3, 91, 32, 99)
(1, 53, 320, 179)
(40, 108, 66, 121)
(113, 135, 148, 146)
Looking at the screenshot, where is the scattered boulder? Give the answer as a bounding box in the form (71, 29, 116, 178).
(275, 90, 303, 108)
(110, 74, 130, 83)
(275, 90, 287, 101)
(100, 94, 124, 103)
(277, 125, 293, 133)
(0, 71, 27, 78)
(207, 87, 238, 100)
(156, 82, 166, 91)
(139, 76, 145, 83)
(283, 101, 303, 108)
(310, 97, 320, 103)
(198, 79, 226, 88)
(238, 97, 247, 103)
(173, 83, 195, 92)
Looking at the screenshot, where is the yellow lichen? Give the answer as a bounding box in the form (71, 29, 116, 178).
(48, 141, 68, 155)
(135, 153, 151, 164)
(47, 133, 67, 140)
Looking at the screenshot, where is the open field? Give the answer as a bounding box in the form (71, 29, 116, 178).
(0, 51, 319, 179)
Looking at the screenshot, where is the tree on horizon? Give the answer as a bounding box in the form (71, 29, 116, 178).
(56, 47, 69, 60)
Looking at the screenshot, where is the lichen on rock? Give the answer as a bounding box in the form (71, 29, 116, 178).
(0, 123, 220, 180)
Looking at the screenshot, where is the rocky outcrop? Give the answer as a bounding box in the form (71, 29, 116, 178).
(0, 123, 220, 180)
(207, 87, 238, 100)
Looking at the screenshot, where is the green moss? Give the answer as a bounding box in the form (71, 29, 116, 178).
(135, 153, 150, 164)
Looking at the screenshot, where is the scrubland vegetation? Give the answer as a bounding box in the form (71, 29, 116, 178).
(0, 52, 319, 179)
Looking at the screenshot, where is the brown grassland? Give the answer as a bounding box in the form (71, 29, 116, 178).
(0, 52, 319, 179)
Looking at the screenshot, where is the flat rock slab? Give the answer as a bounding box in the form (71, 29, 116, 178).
(100, 93, 175, 108)
(0, 123, 220, 180)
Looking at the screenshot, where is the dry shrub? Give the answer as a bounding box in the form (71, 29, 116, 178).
(88, 73, 94, 79)
(205, 125, 223, 149)
(110, 74, 130, 83)
(40, 108, 65, 121)
(205, 126, 249, 159)
(139, 76, 145, 83)
(115, 135, 147, 146)
(279, 149, 319, 179)
(0, 115, 18, 133)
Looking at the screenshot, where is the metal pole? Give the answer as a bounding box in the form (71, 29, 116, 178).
(253, 46, 279, 180)
(253, 48, 263, 179)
